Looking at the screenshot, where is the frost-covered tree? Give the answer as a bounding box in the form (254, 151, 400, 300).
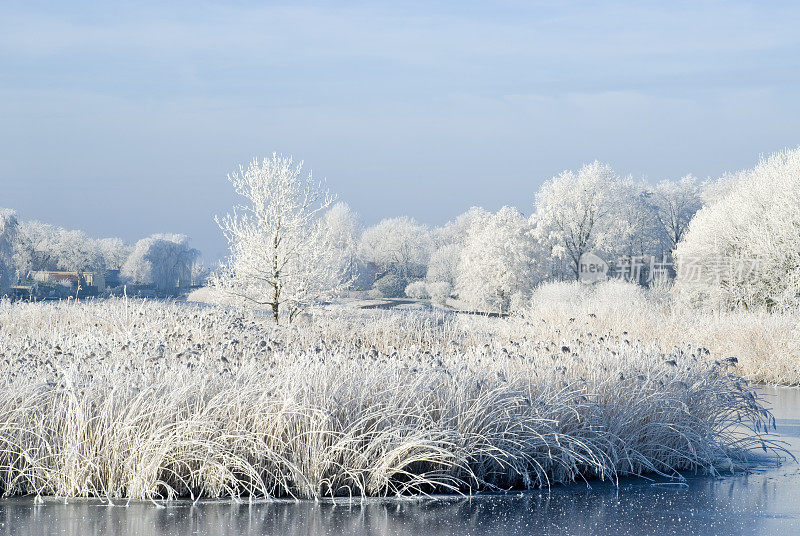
(455, 206, 541, 314)
(320, 202, 360, 254)
(652, 175, 703, 253)
(358, 216, 433, 281)
(97, 238, 131, 271)
(673, 147, 800, 310)
(425, 207, 491, 303)
(56, 229, 104, 272)
(0, 208, 18, 291)
(534, 161, 624, 280)
(425, 243, 461, 296)
(122, 234, 199, 292)
(190, 260, 211, 287)
(318, 202, 361, 283)
(12, 220, 114, 274)
(603, 179, 668, 260)
(433, 206, 491, 246)
(212, 154, 351, 323)
(13, 221, 62, 273)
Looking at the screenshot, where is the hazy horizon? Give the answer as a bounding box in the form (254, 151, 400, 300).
(3, 1, 800, 262)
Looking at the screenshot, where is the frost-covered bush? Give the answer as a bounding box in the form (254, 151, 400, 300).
(530, 280, 588, 308)
(529, 280, 651, 319)
(647, 272, 674, 306)
(404, 280, 429, 299)
(373, 273, 407, 298)
(674, 148, 800, 311)
(426, 281, 452, 305)
(592, 279, 649, 309)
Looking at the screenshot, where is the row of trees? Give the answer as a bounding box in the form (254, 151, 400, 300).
(0, 213, 203, 294)
(351, 163, 705, 313)
(214, 154, 708, 320)
(10, 146, 791, 313)
(13, 220, 130, 274)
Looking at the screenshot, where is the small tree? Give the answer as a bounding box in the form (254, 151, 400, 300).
(213, 154, 351, 323)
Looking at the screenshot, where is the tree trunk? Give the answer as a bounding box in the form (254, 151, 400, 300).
(272, 231, 280, 323)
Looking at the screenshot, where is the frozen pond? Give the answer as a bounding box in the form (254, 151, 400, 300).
(2, 387, 799, 536)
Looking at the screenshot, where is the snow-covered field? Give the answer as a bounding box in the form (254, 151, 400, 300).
(0, 296, 783, 501)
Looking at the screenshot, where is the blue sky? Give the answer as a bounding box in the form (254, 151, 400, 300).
(2, 1, 800, 261)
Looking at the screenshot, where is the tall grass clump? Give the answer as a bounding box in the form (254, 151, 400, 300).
(0, 297, 780, 501)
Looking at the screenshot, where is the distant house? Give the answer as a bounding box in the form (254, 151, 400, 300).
(31, 270, 106, 290)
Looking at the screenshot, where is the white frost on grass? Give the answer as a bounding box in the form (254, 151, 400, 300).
(0, 298, 780, 500)
(529, 280, 800, 385)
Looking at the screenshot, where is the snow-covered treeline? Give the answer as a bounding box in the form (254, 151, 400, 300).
(13, 220, 130, 274)
(213, 147, 800, 317)
(0, 214, 204, 293)
(291, 161, 706, 313)
(6, 146, 797, 311)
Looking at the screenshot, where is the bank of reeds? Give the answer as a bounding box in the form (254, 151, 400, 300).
(527, 280, 800, 386)
(0, 297, 780, 500)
